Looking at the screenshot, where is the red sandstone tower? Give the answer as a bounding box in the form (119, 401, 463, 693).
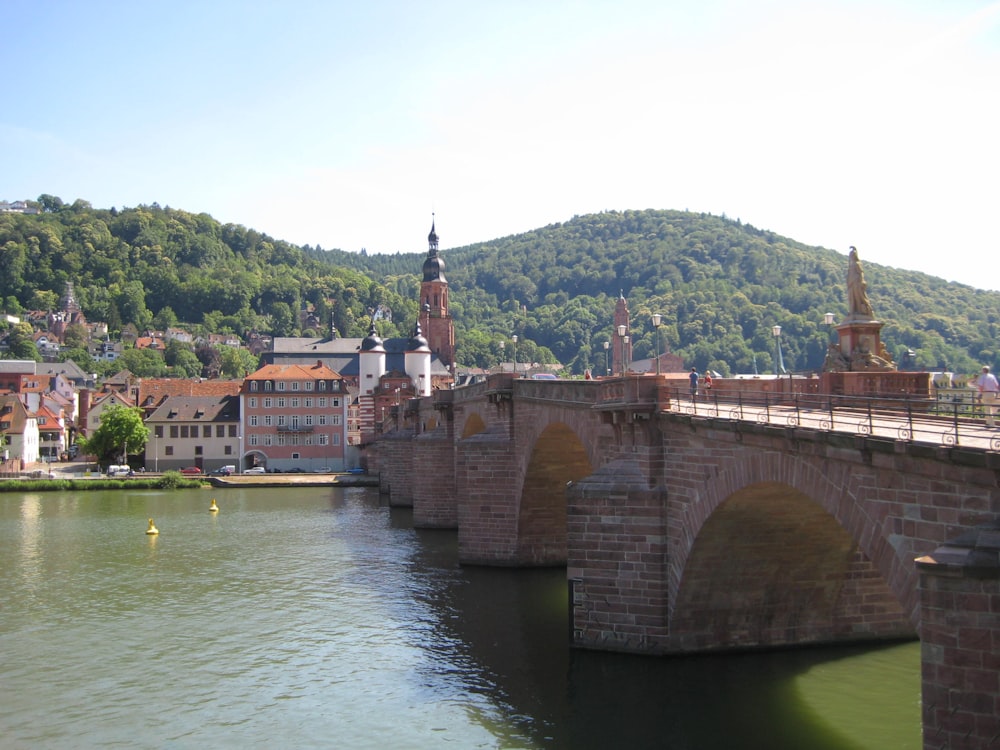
(418, 217, 455, 372)
(612, 291, 632, 375)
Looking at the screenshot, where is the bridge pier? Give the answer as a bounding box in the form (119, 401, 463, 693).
(411, 429, 458, 528)
(373, 429, 416, 507)
(917, 522, 1000, 750)
(567, 457, 670, 653)
(456, 425, 523, 564)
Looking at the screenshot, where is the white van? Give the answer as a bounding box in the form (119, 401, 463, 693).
(107, 465, 131, 477)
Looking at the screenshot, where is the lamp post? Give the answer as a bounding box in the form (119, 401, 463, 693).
(603, 340, 610, 377)
(498, 340, 505, 373)
(617, 324, 627, 375)
(824, 312, 835, 343)
(512, 335, 518, 377)
(772, 325, 783, 376)
(651, 313, 663, 376)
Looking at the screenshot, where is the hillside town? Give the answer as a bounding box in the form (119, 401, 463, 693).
(0, 222, 460, 476)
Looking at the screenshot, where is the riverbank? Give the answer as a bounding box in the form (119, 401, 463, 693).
(208, 473, 378, 488)
(0, 461, 377, 491)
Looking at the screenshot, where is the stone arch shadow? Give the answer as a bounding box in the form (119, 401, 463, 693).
(669, 453, 916, 652)
(517, 421, 593, 565)
(460, 410, 487, 439)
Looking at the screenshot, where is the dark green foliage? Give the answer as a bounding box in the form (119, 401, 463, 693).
(4, 201, 997, 377)
(316, 209, 997, 376)
(0, 199, 400, 343)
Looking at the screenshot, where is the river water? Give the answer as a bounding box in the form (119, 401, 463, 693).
(0, 487, 920, 749)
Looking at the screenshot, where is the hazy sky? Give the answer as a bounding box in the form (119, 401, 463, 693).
(3, 1, 999, 289)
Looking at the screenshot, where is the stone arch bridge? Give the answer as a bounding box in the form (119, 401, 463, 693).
(367, 374, 1000, 749)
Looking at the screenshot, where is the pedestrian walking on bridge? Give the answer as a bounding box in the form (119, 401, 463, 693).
(689, 368, 699, 400)
(975, 365, 1000, 427)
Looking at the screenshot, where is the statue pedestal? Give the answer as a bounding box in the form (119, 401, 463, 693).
(824, 317, 895, 373)
(836, 318, 884, 361)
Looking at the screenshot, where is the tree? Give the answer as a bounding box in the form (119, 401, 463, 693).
(6, 322, 41, 361)
(62, 323, 89, 349)
(168, 346, 203, 378)
(117, 347, 168, 378)
(153, 306, 179, 331)
(219, 346, 259, 378)
(79, 404, 148, 464)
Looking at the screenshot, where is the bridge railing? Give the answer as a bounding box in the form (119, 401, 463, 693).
(662, 386, 1000, 450)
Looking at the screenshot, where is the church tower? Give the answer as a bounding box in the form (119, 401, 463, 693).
(612, 291, 632, 375)
(418, 216, 455, 371)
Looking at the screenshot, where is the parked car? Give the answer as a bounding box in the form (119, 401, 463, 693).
(244, 466, 266, 474)
(531, 373, 557, 380)
(179, 466, 203, 475)
(210, 466, 234, 476)
(346, 467, 366, 475)
(284, 467, 305, 474)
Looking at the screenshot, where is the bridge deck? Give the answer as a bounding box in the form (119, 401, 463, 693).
(667, 391, 1000, 452)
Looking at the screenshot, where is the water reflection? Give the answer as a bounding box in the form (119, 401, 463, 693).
(0, 488, 919, 749)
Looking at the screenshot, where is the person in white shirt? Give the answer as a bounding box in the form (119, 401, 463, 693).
(975, 365, 1000, 427)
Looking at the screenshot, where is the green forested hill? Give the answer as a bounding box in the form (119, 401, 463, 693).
(2, 199, 997, 377)
(314, 209, 1000, 377)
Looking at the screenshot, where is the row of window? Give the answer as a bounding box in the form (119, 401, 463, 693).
(162, 444, 235, 456)
(246, 397, 341, 409)
(154, 424, 239, 439)
(247, 433, 340, 446)
(248, 414, 342, 427)
(248, 380, 340, 392)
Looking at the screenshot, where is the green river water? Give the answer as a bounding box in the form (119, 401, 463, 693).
(0, 487, 921, 749)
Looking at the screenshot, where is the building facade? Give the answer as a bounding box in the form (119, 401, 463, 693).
(240, 362, 348, 472)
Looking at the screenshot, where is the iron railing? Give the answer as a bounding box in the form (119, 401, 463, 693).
(664, 387, 1000, 451)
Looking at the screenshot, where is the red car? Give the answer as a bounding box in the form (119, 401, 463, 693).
(179, 466, 203, 475)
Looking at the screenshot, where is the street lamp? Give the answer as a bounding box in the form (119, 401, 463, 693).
(617, 324, 627, 375)
(823, 312, 836, 344)
(651, 313, 663, 376)
(772, 325, 784, 376)
(512, 335, 518, 377)
(603, 340, 610, 377)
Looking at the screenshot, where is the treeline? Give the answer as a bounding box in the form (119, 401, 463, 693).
(4, 198, 999, 377)
(0, 197, 420, 345)
(313, 209, 1000, 377)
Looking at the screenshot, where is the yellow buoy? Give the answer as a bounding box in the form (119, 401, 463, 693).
(146, 518, 159, 535)
(209, 499, 219, 513)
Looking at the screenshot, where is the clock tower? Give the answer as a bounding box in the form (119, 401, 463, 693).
(418, 216, 455, 371)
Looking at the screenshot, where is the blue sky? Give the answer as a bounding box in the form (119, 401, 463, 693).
(3, 1, 999, 290)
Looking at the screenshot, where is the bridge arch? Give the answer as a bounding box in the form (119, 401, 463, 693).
(517, 422, 593, 565)
(460, 411, 487, 439)
(669, 451, 916, 652)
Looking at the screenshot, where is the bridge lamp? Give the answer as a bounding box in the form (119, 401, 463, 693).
(651, 313, 663, 376)
(823, 312, 836, 343)
(512, 334, 518, 377)
(772, 325, 783, 376)
(617, 324, 627, 376)
(603, 340, 610, 377)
